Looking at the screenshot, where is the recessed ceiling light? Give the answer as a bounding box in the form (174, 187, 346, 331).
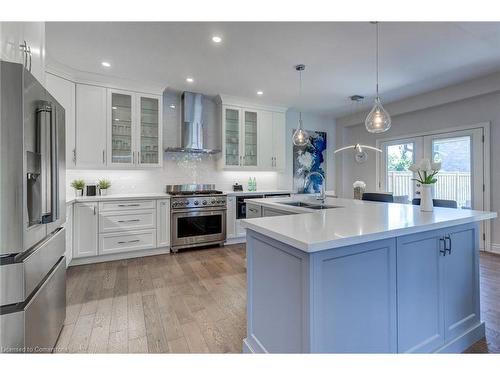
(101, 61, 111, 68)
(212, 36, 222, 43)
(186, 77, 194, 83)
(169, 104, 176, 109)
(114, 118, 119, 121)
(257, 91, 264, 96)
(112, 106, 117, 110)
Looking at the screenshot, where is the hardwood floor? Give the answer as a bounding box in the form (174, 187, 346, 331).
(55, 244, 247, 353)
(465, 251, 500, 353)
(55, 245, 500, 353)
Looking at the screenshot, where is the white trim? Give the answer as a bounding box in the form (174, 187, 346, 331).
(489, 243, 500, 255)
(69, 246, 171, 266)
(375, 122, 492, 252)
(218, 94, 288, 113)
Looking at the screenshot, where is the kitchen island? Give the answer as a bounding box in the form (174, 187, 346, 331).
(240, 196, 496, 353)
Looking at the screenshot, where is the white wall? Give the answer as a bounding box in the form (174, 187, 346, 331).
(278, 110, 336, 192)
(335, 90, 500, 247)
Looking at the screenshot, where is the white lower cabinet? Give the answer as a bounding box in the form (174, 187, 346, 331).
(157, 199, 171, 248)
(99, 230, 156, 255)
(65, 203, 74, 266)
(73, 202, 98, 258)
(226, 196, 236, 239)
(99, 209, 156, 233)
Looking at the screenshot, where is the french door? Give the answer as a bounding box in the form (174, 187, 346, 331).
(379, 127, 485, 247)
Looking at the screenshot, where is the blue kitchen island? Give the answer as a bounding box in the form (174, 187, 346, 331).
(240, 197, 496, 353)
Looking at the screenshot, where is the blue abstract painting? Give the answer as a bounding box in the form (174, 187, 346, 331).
(293, 130, 327, 194)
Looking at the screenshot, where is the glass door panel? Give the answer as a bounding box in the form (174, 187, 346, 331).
(111, 93, 133, 164)
(139, 96, 159, 165)
(380, 137, 422, 203)
(430, 136, 471, 208)
(243, 110, 257, 166)
(225, 108, 240, 166)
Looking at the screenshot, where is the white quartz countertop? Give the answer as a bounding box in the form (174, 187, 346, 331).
(241, 196, 497, 252)
(66, 193, 171, 204)
(224, 190, 292, 196)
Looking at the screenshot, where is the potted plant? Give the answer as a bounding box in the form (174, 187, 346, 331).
(71, 179, 85, 197)
(353, 180, 366, 200)
(409, 159, 441, 212)
(97, 179, 111, 196)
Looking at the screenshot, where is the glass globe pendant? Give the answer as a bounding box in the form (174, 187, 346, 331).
(292, 64, 309, 146)
(293, 112, 309, 147)
(365, 96, 391, 133)
(365, 22, 391, 134)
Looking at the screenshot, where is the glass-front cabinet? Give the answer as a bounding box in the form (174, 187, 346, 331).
(243, 110, 258, 167)
(225, 108, 240, 166)
(139, 95, 160, 166)
(223, 106, 258, 169)
(110, 92, 134, 165)
(107, 89, 162, 168)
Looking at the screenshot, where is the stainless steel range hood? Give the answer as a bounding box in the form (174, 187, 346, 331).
(165, 91, 221, 154)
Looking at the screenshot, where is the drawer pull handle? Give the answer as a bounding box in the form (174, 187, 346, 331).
(249, 208, 258, 212)
(118, 204, 141, 207)
(117, 239, 140, 244)
(117, 219, 140, 223)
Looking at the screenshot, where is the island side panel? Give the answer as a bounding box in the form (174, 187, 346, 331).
(311, 238, 398, 353)
(244, 230, 311, 353)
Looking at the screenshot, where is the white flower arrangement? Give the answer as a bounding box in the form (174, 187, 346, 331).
(353, 181, 366, 189)
(409, 158, 441, 185)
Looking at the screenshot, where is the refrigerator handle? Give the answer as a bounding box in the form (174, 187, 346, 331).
(49, 105, 59, 221)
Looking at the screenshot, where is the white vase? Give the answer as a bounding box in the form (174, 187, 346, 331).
(75, 189, 83, 197)
(100, 189, 108, 196)
(420, 185, 434, 212)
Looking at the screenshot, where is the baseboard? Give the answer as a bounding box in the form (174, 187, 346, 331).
(435, 322, 485, 353)
(488, 243, 500, 255)
(69, 246, 171, 266)
(225, 237, 246, 245)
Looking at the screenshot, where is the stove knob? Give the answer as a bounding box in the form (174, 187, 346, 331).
(211, 199, 216, 204)
(194, 200, 199, 205)
(202, 200, 207, 205)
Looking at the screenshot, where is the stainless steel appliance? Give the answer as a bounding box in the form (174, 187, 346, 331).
(164, 91, 221, 154)
(167, 184, 226, 252)
(0, 61, 66, 353)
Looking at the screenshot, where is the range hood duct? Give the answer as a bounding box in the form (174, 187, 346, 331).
(165, 91, 221, 154)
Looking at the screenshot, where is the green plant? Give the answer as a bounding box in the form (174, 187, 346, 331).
(71, 179, 85, 190)
(409, 159, 441, 185)
(98, 179, 111, 190)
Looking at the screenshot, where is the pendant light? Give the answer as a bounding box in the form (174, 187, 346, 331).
(365, 22, 391, 133)
(292, 64, 309, 146)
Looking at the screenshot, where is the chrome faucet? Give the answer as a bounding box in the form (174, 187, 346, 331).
(305, 171, 326, 203)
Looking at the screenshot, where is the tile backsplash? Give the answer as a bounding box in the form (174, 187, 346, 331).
(66, 153, 280, 198)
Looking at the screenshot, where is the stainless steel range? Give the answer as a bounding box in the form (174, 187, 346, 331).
(166, 184, 226, 253)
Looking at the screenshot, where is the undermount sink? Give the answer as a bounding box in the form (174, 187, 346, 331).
(280, 201, 314, 207)
(279, 201, 343, 210)
(306, 204, 342, 210)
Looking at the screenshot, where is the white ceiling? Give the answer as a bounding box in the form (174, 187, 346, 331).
(45, 22, 500, 116)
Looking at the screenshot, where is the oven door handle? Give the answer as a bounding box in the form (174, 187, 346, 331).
(171, 208, 227, 214)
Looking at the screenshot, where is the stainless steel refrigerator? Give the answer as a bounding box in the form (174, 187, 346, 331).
(0, 61, 66, 353)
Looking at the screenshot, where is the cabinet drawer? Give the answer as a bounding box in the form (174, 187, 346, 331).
(99, 200, 155, 212)
(99, 230, 156, 255)
(99, 210, 155, 233)
(246, 203, 262, 218)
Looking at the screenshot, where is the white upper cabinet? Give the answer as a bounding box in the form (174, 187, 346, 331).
(76, 84, 107, 168)
(258, 111, 274, 169)
(138, 94, 162, 167)
(0, 22, 46, 84)
(107, 89, 162, 168)
(46, 73, 76, 169)
(0, 22, 45, 84)
(108, 89, 135, 166)
(257, 111, 286, 171)
(272, 111, 286, 171)
(220, 97, 286, 171)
